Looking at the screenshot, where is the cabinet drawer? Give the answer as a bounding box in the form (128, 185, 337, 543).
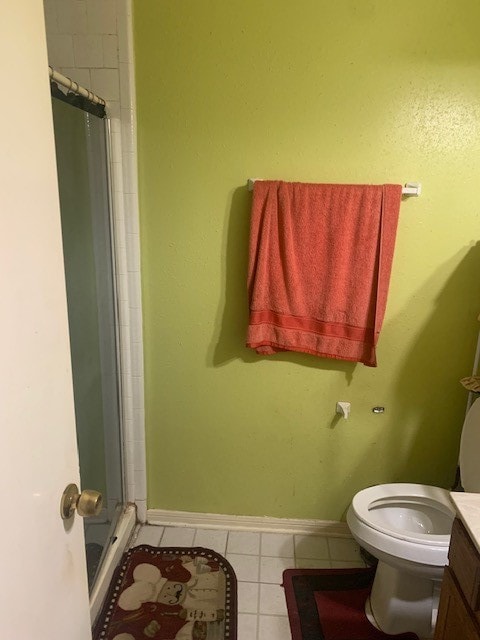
(449, 518, 480, 611)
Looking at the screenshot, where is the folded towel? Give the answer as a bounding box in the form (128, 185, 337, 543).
(246, 181, 402, 366)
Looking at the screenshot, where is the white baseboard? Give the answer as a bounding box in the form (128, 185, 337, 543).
(147, 508, 351, 537)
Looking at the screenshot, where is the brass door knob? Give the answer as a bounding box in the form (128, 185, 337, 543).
(60, 483, 103, 520)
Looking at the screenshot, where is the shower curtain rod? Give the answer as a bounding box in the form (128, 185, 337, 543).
(49, 67, 106, 107)
(247, 179, 422, 197)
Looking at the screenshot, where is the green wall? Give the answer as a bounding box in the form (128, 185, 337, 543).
(134, 0, 480, 520)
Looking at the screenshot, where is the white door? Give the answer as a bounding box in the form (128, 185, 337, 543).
(0, 2, 92, 639)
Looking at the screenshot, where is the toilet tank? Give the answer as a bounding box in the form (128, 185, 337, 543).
(459, 397, 480, 492)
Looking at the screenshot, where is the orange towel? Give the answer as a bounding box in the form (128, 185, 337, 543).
(246, 181, 402, 366)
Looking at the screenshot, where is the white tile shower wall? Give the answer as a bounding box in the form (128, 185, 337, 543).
(43, 0, 146, 519)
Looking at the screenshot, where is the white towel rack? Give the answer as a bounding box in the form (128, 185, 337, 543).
(247, 178, 421, 197)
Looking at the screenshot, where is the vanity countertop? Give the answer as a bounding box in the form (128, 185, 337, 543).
(450, 492, 480, 554)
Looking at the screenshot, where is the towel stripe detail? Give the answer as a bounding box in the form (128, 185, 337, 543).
(249, 310, 374, 343)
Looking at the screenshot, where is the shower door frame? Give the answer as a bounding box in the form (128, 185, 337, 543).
(49, 71, 140, 623)
(87, 112, 137, 623)
(88, 102, 141, 625)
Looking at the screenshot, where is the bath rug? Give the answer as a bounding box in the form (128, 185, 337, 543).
(283, 567, 418, 640)
(93, 545, 237, 640)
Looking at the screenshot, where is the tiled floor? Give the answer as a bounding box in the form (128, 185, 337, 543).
(130, 525, 367, 640)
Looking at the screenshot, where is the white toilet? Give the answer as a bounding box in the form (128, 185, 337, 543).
(347, 397, 480, 639)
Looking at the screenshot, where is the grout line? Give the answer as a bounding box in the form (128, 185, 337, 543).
(256, 573, 262, 621)
(257, 542, 261, 584)
(326, 536, 333, 560)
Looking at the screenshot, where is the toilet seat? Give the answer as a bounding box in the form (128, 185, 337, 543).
(350, 483, 455, 547)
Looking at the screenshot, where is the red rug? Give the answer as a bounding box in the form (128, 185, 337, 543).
(93, 545, 237, 640)
(283, 567, 418, 640)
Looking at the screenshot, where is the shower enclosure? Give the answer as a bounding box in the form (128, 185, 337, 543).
(51, 91, 124, 593)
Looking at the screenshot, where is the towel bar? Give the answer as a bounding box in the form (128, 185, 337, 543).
(247, 178, 421, 197)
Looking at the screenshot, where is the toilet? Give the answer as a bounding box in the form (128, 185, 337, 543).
(347, 397, 480, 638)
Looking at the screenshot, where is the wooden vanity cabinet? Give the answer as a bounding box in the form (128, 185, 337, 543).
(435, 518, 480, 640)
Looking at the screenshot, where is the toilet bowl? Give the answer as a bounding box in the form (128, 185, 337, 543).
(347, 484, 455, 637)
(346, 397, 480, 638)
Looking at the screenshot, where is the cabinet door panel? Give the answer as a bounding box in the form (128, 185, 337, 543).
(449, 519, 480, 611)
(435, 567, 480, 640)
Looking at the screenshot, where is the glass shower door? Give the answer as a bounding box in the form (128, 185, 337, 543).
(51, 97, 123, 591)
